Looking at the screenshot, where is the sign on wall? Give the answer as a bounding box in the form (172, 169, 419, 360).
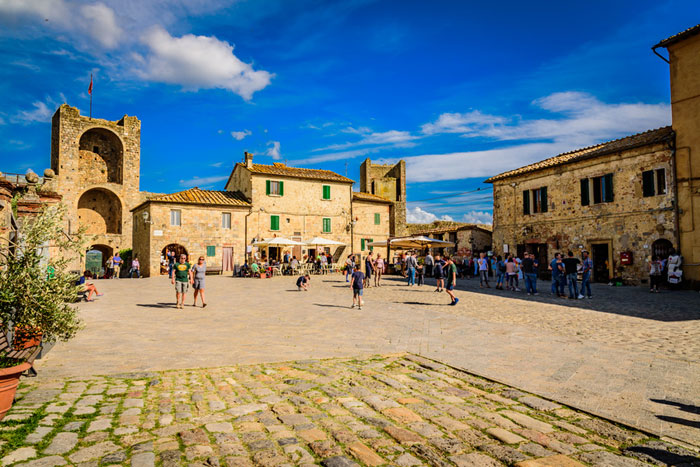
(154, 230, 163, 237)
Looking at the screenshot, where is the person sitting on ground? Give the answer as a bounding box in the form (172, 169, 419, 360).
(296, 274, 311, 291)
(77, 270, 102, 301)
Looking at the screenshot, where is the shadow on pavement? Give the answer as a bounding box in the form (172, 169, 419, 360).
(136, 303, 176, 309)
(655, 415, 700, 429)
(312, 303, 352, 309)
(650, 398, 700, 414)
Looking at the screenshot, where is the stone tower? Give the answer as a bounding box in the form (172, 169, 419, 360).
(359, 158, 406, 236)
(51, 104, 142, 260)
(655, 26, 700, 285)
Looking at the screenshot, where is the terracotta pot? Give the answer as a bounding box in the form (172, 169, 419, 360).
(0, 362, 31, 421)
(13, 327, 42, 350)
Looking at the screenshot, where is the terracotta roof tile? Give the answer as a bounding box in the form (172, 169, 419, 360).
(352, 191, 393, 203)
(238, 162, 354, 183)
(485, 126, 674, 183)
(145, 187, 251, 207)
(654, 24, 700, 48)
(407, 221, 492, 235)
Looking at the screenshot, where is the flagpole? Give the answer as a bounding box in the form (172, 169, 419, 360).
(89, 73, 92, 120)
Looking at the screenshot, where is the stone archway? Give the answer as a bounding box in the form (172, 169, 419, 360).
(652, 238, 674, 259)
(79, 127, 123, 184)
(78, 188, 122, 235)
(161, 244, 189, 275)
(86, 244, 113, 277)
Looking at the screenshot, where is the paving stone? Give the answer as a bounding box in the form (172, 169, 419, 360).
(486, 427, 527, 444)
(4, 412, 34, 421)
(479, 443, 530, 464)
(101, 452, 127, 464)
(251, 449, 288, 466)
(15, 456, 67, 467)
(87, 417, 112, 432)
(395, 453, 423, 466)
(227, 403, 268, 417)
(298, 428, 327, 442)
(412, 444, 451, 467)
(347, 441, 385, 466)
(247, 439, 275, 451)
(578, 451, 661, 466)
(383, 407, 422, 424)
(185, 444, 215, 460)
(310, 440, 343, 458)
(518, 396, 562, 412)
(2, 447, 37, 465)
(25, 426, 52, 445)
(320, 456, 360, 467)
(283, 445, 315, 463)
(131, 451, 155, 467)
(159, 450, 181, 467)
(501, 411, 554, 433)
(179, 428, 209, 445)
(515, 455, 585, 467)
(622, 440, 700, 466)
(520, 443, 556, 458)
(114, 427, 139, 435)
(450, 452, 503, 467)
(209, 400, 226, 411)
(69, 441, 120, 463)
(44, 432, 78, 454)
(206, 422, 234, 433)
(63, 421, 84, 431)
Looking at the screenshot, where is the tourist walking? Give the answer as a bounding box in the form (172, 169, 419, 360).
(191, 256, 207, 307)
(374, 254, 384, 287)
(416, 262, 425, 286)
(563, 251, 581, 299)
(478, 252, 490, 288)
(522, 252, 538, 295)
(424, 252, 434, 277)
(434, 255, 445, 292)
(648, 255, 662, 293)
(350, 265, 364, 310)
(445, 256, 459, 306)
(364, 252, 375, 288)
(172, 253, 193, 309)
(111, 251, 122, 279)
(406, 252, 417, 286)
(130, 256, 140, 278)
(345, 254, 354, 282)
(296, 274, 310, 291)
(167, 249, 175, 279)
(495, 255, 505, 290)
(581, 250, 593, 298)
(106, 254, 115, 279)
(505, 256, 519, 291)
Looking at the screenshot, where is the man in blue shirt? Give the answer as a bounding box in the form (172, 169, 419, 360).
(580, 250, 593, 299)
(549, 253, 560, 296)
(350, 265, 365, 310)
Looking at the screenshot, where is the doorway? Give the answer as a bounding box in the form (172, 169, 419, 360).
(222, 247, 233, 272)
(161, 244, 188, 275)
(651, 238, 673, 259)
(591, 242, 611, 282)
(517, 243, 549, 280)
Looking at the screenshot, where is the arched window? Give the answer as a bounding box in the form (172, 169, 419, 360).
(78, 188, 122, 235)
(79, 128, 123, 184)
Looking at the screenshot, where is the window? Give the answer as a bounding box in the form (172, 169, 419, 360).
(591, 173, 614, 204)
(222, 212, 231, 229)
(270, 215, 280, 231)
(581, 179, 590, 206)
(322, 185, 331, 200)
(361, 238, 365, 251)
(322, 217, 331, 233)
(92, 145, 100, 154)
(206, 246, 216, 257)
(523, 187, 548, 215)
(170, 209, 181, 226)
(360, 238, 373, 251)
(374, 213, 381, 225)
(266, 180, 284, 196)
(642, 168, 666, 197)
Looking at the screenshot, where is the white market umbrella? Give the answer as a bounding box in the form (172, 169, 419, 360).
(304, 237, 346, 246)
(389, 236, 455, 249)
(253, 237, 304, 262)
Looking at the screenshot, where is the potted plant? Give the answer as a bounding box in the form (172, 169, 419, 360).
(0, 203, 84, 420)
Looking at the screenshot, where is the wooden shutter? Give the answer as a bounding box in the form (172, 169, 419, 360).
(266, 180, 271, 195)
(523, 190, 530, 215)
(279, 181, 284, 196)
(369, 238, 374, 251)
(604, 173, 614, 202)
(642, 170, 655, 197)
(580, 179, 590, 206)
(540, 187, 548, 213)
(206, 246, 215, 257)
(656, 169, 666, 195)
(271, 215, 279, 230)
(361, 239, 365, 251)
(374, 213, 380, 225)
(323, 185, 330, 200)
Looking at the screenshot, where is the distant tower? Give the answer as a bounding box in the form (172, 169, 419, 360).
(359, 158, 406, 236)
(51, 104, 141, 259)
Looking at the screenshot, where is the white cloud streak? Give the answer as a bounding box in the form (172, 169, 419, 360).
(179, 175, 228, 188)
(231, 129, 251, 140)
(79, 3, 122, 48)
(265, 141, 281, 160)
(406, 206, 454, 224)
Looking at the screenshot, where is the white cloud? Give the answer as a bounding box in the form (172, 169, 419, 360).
(231, 129, 251, 140)
(315, 127, 418, 152)
(209, 162, 224, 167)
(80, 3, 122, 48)
(461, 210, 493, 225)
(139, 26, 273, 100)
(14, 101, 52, 124)
(179, 175, 228, 188)
(421, 111, 507, 135)
(406, 206, 453, 224)
(265, 141, 281, 160)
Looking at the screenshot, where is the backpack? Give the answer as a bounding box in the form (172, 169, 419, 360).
(498, 261, 506, 273)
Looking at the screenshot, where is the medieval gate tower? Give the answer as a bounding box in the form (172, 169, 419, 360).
(51, 104, 142, 260)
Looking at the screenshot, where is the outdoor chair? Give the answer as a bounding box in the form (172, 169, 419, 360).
(0, 331, 43, 377)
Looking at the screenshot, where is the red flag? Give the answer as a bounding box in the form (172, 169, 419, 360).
(88, 75, 93, 95)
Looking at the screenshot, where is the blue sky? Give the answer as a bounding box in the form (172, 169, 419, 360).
(0, 0, 697, 224)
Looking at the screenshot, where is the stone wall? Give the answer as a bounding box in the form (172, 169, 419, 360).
(491, 143, 676, 284)
(351, 199, 391, 263)
(51, 104, 142, 266)
(132, 203, 249, 277)
(359, 159, 407, 236)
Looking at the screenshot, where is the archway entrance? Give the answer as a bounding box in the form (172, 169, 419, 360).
(78, 188, 122, 235)
(161, 244, 188, 275)
(652, 238, 674, 259)
(79, 128, 123, 184)
(86, 244, 113, 278)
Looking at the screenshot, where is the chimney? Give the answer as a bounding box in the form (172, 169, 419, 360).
(244, 151, 253, 168)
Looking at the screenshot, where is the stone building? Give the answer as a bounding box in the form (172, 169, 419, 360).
(654, 24, 700, 285)
(359, 159, 407, 236)
(50, 104, 146, 264)
(131, 188, 251, 278)
(406, 221, 492, 257)
(351, 191, 393, 261)
(486, 127, 677, 284)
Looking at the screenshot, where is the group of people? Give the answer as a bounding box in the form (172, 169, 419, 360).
(104, 251, 141, 279)
(171, 254, 208, 309)
(344, 253, 386, 288)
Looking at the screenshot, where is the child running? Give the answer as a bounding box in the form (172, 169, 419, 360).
(444, 256, 459, 306)
(350, 264, 364, 310)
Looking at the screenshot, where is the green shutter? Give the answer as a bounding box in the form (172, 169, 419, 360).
(206, 246, 215, 257)
(642, 170, 655, 197)
(540, 186, 547, 213)
(361, 239, 365, 251)
(322, 218, 331, 233)
(271, 215, 279, 231)
(369, 238, 374, 251)
(279, 181, 284, 196)
(523, 190, 530, 215)
(604, 173, 614, 202)
(266, 180, 271, 195)
(323, 185, 331, 200)
(580, 179, 590, 206)
(374, 213, 380, 225)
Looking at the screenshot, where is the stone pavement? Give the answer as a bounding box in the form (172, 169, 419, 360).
(3, 354, 699, 466)
(32, 275, 700, 448)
